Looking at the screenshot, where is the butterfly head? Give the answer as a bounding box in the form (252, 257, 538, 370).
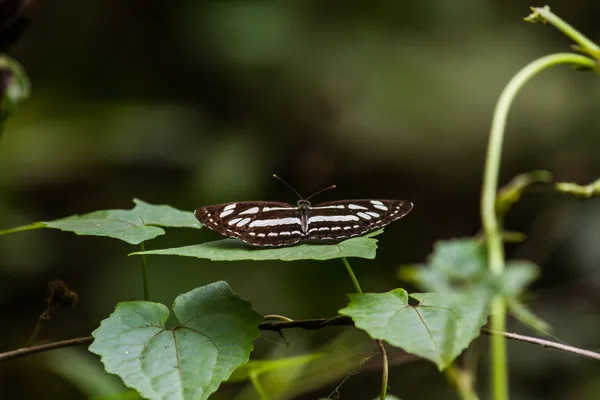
(297, 199, 311, 209)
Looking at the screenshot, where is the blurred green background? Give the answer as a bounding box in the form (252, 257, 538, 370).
(1, 0, 599, 399)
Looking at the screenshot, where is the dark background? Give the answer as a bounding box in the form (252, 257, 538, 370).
(1, 1, 599, 399)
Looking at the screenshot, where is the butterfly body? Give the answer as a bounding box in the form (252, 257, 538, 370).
(195, 199, 413, 247)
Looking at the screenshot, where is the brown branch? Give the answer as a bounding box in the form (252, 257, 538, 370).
(2, 317, 599, 363)
(0, 336, 93, 362)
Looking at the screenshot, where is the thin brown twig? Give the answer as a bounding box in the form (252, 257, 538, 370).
(1, 336, 93, 361)
(481, 328, 600, 360)
(2, 317, 599, 363)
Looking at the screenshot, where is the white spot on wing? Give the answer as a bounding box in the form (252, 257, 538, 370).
(279, 231, 291, 236)
(249, 217, 301, 227)
(268, 232, 278, 237)
(249, 232, 256, 236)
(348, 204, 368, 210)
(308, 215, 359, 223)
(371, 200, 388, 211)
(239, 207, 260, 215)
(257, 233, 266, 237)
(237, 218, 251, 226)
(228, 218, 242, 225)
(262, 206, 296, 211)
(312, 205, 346, 209)
(344, 226, 352, 230)
(219, 209, 235, 218)
(224, 204, 236, 211)
(318, 227, 330, 231)
(357, 212, 372, 220)
(366, 211, 380, 218)
(331, 227, 341, 231)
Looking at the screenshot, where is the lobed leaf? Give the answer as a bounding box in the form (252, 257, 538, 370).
(339, 289, 489, 370)
(0, 199, 200, 245)
(130, 229, 383, 261)
(89, 281, 262, 400)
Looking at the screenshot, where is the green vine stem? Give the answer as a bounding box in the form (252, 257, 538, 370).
(250, 371, 269, 400)
(341, 257, 363, 294)
(526, 6, 600, 58)
(377, 339, 389, 400)
(139, 242, 150, 301)
(481, 51, 598, 400)
(340, 257, 388, 400)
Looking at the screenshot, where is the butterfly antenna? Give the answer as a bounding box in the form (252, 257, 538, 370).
(272, 174, 305, 200)
(306, 184, 337, 201)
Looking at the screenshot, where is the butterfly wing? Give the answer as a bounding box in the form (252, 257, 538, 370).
(195, 201, 304, 247)
(306, 199, 413, 240)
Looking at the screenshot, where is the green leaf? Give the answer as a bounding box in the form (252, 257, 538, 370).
(43, 211, 166, 245)
(130, 199, 201, 228)
(89, 281, 262, 400)
(405, 238, 540, 295)
(403, 238, 489, 294)
(507, 298, 550, 333)
(227, 353, 323, 383)
(339, 289, 489, 370)
(0, 199, 201, 245)
(130, 229, 383, 261)
(500, 261, 539, 296)
(427, 238, 487, 280)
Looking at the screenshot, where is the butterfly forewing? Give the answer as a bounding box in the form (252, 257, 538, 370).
(306, 199, 413, 241)
(195, 201, 304, 246)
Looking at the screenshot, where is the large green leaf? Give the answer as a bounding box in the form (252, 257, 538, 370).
(0, 199, 200, 245)
(89, 282, 262, 400)
(130, 229, 382, 261)
(339, 289, 489, 370)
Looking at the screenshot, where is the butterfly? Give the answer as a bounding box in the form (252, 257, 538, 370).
(195, 178, 413, 247)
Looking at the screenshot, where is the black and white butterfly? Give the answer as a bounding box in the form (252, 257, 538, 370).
(195, 187, 413, 247)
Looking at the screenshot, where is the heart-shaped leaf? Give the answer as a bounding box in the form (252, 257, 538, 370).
(89, 281, 262, 400)
(130, 229, 383, 261)
(339, 289, 489, 370)
(0, 199, 201, 245)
